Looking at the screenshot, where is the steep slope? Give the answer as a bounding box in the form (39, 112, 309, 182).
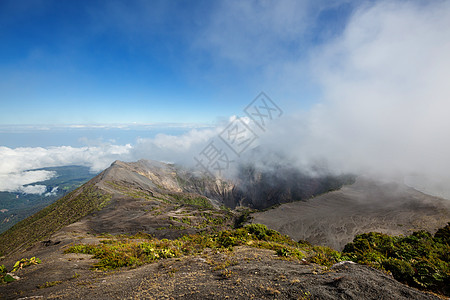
(60, 160, 236, 240)
(252, 177, 450, 250)
(0, 174, 111, 257)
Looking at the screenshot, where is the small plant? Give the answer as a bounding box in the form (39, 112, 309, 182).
(276, 247, 290, 257)
(220, 269, 233, 279)
(12, 257, 41, 272)
(1, 257, 42, 284)
(0, 265, 16, 284)
(299, 290, 312, 299)
(38, 280, 63, 289)
(308, 246, 343, 267)
(213, 259, 237, 271)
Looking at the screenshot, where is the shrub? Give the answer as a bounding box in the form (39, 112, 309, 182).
(276, 247, 290, 257)
(434, 223, 450, 244)
(245, 224, 271, 240)
(343, 226, 450, 295)
(382, 258, 414, 284)
(308, 246, 343, 267)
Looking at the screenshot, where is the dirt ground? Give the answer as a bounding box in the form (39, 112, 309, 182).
(0, 235, 443, 300)
(252, 178, 450, 250)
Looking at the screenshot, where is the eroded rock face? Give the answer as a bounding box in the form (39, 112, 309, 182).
(98, 159, 354, 210)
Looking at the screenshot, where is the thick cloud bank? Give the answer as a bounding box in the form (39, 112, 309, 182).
(257, 1, 450, 198)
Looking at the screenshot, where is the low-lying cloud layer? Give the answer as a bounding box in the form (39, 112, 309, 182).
(0, 145, 132, 194)
(0, 170, 56, 194)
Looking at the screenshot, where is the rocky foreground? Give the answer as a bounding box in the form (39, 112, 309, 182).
(0, 234, 443, 300)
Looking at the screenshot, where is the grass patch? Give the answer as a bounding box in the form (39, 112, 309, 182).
(65, 224, 309, 270)
(169, 193, 213, 209)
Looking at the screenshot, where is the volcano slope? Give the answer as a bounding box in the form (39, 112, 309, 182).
(0, 159, 354, 257)
(252, 177, 450, 251)
(0, 160, 448, 299)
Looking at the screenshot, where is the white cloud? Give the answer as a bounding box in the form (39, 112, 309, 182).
(313, 0, 450, 176)
(0, 144, 133, 175)
(45, 186, 58, 197)
(0, 144, 133, 193)
(0, 170, 56, 193)
(253, 0, 450, 198)
(19, 185, 47, 195)
(131, 126, 224, 167)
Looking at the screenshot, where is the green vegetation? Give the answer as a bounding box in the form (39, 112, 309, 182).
(343, 223, 450, 296)
(0, 183, 111, 256)
(169, 216, 192, 225)
(307, 245, 347, 267)
(1, 257, 42, 284)
(0, 265, 15, 284)
(12, 256, 42, 272)
(169, 193, 214, 209)
(65, 222, 450, 296)
(65, 224, 311, 270)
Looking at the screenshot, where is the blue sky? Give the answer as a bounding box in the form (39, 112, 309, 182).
(0, 0, 353, 125)
(2, 0, 450, 199)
